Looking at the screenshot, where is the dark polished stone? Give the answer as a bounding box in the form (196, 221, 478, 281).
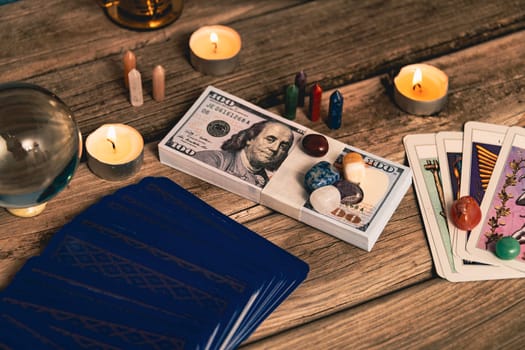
(334, 180, 364, 205)
(302, 134, 329, 157)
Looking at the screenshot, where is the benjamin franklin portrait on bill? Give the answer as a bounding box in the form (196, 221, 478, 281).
(194, 120, 294, 187)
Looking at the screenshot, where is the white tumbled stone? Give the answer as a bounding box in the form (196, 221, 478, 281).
(309, 185, 341, 215)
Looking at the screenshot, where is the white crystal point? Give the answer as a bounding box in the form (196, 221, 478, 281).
(309, 185, 341, 215)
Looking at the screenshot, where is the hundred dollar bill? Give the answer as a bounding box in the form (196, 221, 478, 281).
(161, 87, 305, 190)
(159, 86, 412, 251)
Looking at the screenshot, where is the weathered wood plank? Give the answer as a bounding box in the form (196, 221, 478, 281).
(0, 0, 307, 82)
(240, 196, 433, 342)
(1, 2, 525, 346)
(3, 0, 524, 143)
(241, 278, 525, 349)
(1, 30, 523, 342)
(243, 29, 525, 341)
(272, 29, 525, 163)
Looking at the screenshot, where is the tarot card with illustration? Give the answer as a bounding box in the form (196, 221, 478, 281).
(436, 131, 463, 250)
(467, 126, 525, 274)
(404, 134, 454, 280)
(456, 121, 509, 261)
(436, 131, 524, 280)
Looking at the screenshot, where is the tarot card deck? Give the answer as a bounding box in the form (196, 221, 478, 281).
(404, 122, 525, 282)
(0, 177, 309, 349)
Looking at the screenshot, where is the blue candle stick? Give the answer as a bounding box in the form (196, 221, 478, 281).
(327, 90, 343, 129)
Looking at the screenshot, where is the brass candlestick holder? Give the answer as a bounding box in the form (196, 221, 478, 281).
(98, 0, 183, 30)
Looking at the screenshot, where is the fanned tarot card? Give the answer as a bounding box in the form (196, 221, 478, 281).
(456, 121, 509, 262)
(436, 131, 524, 280)
(467, 127, 525, 273)
(436, 131, 463, 250)
(404, 134, 453, 280)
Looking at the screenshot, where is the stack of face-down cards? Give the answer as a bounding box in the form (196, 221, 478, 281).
(0, 176, 309, 349)
(404, 122, 525, 282)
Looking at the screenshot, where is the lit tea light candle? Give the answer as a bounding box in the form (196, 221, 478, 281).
(189, 25, 242, 76)
(85, 124, 144, 181)
(210, 32, 219, 53)
(393, 63, 448, 115)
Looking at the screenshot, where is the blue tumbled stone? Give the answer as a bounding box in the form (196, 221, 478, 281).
(304, 161, 341, 192)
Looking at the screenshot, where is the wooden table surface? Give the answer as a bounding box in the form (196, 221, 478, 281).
(1, 0, 525, 348)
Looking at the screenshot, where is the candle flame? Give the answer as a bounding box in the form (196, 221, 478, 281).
(107, 126, 117, 151)
(210, 32, 218, 53)
(412, 68, 423, 91)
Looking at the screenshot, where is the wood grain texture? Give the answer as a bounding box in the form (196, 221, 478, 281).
(243, 28, 525, 343)
(1, 0, 525, 348)
(241, 278, 525, 349)
(0, 0, 306, 82)
(2, 0, 524, 143)
(1, 29, 523, 343)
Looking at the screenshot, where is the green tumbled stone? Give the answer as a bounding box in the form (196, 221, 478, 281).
(495, 236, 521, 260)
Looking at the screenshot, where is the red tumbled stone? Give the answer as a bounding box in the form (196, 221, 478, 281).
(302, 134, 329, 157)
(450, 195, 482, 231)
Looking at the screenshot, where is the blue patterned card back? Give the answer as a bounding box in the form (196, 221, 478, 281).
(2, 176, 309, 348)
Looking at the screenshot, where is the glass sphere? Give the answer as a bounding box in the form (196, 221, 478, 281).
(0, 82, 81, 209)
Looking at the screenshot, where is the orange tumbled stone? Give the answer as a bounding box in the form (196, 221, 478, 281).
(450, 195, 482, 231)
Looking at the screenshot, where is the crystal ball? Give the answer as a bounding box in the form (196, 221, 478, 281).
(0, 82, 81, 210)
